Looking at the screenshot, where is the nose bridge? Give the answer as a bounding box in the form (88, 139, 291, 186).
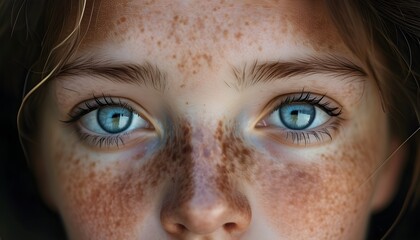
(160, 123, 252, 236)
(180, 125, 223, 206)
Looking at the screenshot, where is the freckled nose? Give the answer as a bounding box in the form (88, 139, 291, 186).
(160, 164, 251, 237)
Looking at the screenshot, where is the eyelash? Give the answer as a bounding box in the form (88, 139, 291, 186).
(265, 91, 343, 145)
(65, 95, 135, 122)
(64, 95, 137, 148)
(274, 91, 342, 116)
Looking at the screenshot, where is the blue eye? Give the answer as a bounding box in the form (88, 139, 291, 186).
(279, 103, 315, 130)
(79, 105, 150, 135)
(97, 106, 133, 133)
(263, 102, 331, 131)
(256, 92, 342, 145)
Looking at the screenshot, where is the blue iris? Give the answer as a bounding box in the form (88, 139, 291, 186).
(279, 103, 315, 130)
(97, 106, 133, 133)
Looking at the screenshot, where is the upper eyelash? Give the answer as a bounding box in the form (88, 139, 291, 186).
(277, 91, 342, 117)
(63, 94, 134, 123)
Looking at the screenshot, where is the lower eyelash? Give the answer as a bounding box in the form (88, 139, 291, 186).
(76, 128, 127, 148)
(284, 121, 342, 145)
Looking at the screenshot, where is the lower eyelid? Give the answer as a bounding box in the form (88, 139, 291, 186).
(72, 126, 157, 149)
(256, 117, 343, 146)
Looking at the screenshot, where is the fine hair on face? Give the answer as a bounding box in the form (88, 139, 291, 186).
(2, 0, 420, 239)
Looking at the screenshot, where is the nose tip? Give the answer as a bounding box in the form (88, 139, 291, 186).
(161, 191, 251, 237)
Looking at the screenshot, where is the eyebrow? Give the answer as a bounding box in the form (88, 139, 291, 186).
(230, 55, 367, 90)
(57, 57, 167, 92)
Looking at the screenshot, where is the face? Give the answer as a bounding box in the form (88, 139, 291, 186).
(33, 0, 399, 239)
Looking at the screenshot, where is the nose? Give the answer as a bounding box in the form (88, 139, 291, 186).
(160, 163, 251, 238)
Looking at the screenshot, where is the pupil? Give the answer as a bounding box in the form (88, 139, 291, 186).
(290, 110, 299, 121)
(112, 113, 121, 127)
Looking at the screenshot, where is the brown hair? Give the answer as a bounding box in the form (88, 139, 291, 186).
(1, 0, 419, 238)
(325, 1, 420, 236)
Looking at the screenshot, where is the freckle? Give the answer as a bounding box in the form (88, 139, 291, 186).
(74, 158, 81, 166)
(235, 32, 243, 40)
(172, 54, 177, 59)
(201, 54, 212, 67)
(177, 63, 185, 71)
(140, 27, 144, 33)
(223, 29, 229, 39)
(157, 41, 161, 47)
(185, 101, 189, 105)
(245, 21, 249, 26)
(180, 84, 186, 88)
(115, 220, 121, 227)
(180, 16, 189, 25)
(120, 16, 126, 23)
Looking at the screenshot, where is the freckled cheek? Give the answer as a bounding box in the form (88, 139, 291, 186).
(252, 154, 374, 238)
(52, 149, 168, 238)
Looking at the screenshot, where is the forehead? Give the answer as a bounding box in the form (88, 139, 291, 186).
(79, 0, 346, 53)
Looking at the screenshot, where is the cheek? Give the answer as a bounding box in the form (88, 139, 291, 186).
(48, 123, 193, 239)
(252, 140, 380, 239)
(52, 142, 151, 239)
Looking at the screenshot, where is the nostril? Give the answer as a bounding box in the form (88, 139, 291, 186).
(167, 223, 187, 234)
(175, 223, 187, 233)
(223, 222, 237, 232)
(162, 221, 188, 234)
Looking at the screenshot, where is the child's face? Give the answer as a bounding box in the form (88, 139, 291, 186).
(33, 0, 400, 239)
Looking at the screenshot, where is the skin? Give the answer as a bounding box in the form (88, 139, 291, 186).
(32, 0, 404, 239)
